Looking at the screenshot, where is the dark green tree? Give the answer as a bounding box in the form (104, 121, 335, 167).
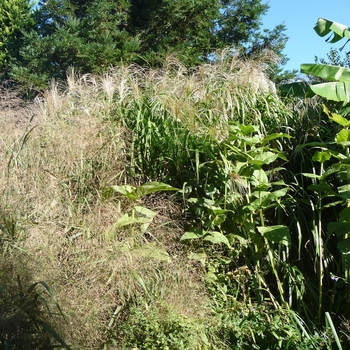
(0, 0, 34, 75)
(128, 0, 289, 69)
(11, 0, 139, 89)
(11, 0, 291, 88)
(127, 0, 219, 66)
(215, 0, 269, 48)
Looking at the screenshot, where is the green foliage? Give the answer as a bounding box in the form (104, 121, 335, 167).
(204, 255, 329, 349)
(106, 181, 178, 248)
(282, 18, 350, 104)
(114, 304, 211, 350)
(5, 52, 350, 347)
(279, 18, 350, 333)
(11, 0, 291, 89)
(316, 48, 350, 68)
(314, 18, 350, 45)
(128, 0, 219, 66)
(301, 63, 350, 102)
(180, 122, 293, 307)
(11, 0, 139, 87)
(0, 0, 34, 74)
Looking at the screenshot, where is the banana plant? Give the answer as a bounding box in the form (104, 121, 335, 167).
(281, 18, 350, 104)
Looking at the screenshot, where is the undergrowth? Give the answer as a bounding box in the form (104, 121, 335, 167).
(0, 53, 348, 348)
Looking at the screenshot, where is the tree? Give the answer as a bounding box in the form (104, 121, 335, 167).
(316, 47, 350, 68)
(127, 0, 219, 66)
(128, 0, 289, 68)
(215, 0, 269, 48)
(11, 0, 139, 88)
(0, 0, 34, 75)
(11, 0, 290, 88)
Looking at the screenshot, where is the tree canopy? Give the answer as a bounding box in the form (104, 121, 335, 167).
(9, 0, 291, 89)
(0, 0, 33, 74)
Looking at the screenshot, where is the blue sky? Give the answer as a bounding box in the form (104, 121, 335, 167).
(262, 0, 350, 72)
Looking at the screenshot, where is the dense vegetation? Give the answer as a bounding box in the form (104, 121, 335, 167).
(2, 0, 292, 90)
(2, 1, 350, 349)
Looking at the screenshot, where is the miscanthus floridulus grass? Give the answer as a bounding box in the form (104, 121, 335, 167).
(0, 54, 335, 349)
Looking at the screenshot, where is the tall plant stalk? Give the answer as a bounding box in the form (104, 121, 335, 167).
(317, 162, 324, 323)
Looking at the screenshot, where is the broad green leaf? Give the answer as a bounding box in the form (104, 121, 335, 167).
(135, 206, 157, 232)
(301, 63, 350, 82)
(314, 18, 350, 44)
(203, 231, 231, 247)
(239, 124, 255, 135)
(336, 129, 350, 144)
(338, 238, 350, 253)
(328, 221, 350, 237)
(323, 150, 347, 161)
(308, 183, 333, 193)
(279, 81, 311, 98)
(180, 230, 206, 241)
(212, 208, 232, 215)
(322, 165, 347, 180)
(253, 188, 288, 200)
(269, 179, 287, 186)
(227, 233, 248, 246)
(252, 169, 268, 185)
(134, 206, 157, 219)
(240, 135, 261, 145)
(114, 213, 150, 228)
(250, 188, 288, 209)
(322, 200, 343, 208)
(253, 151, 278, 165)
(257, 225, 291, 248)
(212, 214, 226, 227)
(309, 81, 350, 102)
(135, 182, 179, 199)
(110, 185, 137, 200)
(261, 133, 291, 145)
(340, 207, 350, 221)
(253, 184, 269, 192)
(328, 112, 350, 127)
(337, 184, 350, 200)
(301, 173, 321, 180)
(276, 152, 288, 161)
(312, 151, 331, 163)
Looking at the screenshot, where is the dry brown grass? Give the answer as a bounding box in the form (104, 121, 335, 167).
(0, 68, 210, 348)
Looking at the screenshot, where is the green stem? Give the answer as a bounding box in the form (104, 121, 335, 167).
(259, 208, 288, 308)
(317, 163, 324, 324)
(131, 206, 135, 247)
(346, 146, 350, 300)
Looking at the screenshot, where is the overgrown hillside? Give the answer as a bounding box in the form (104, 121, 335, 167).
(0, 55, 349, 349)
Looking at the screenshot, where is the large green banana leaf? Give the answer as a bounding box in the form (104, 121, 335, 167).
(280, 19, 350, 102)
(300, 64, 350, 102)
(301, 64, 350, 82)
(314, 18, 350, 44)
(308, 81, 350, 102)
